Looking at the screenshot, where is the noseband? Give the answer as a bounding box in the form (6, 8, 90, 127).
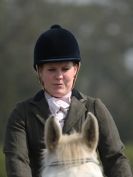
(45, 158, 99, 167)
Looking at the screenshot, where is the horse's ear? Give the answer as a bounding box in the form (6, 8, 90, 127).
(45, 116, 61, 151)
(82, 112, 99, 151)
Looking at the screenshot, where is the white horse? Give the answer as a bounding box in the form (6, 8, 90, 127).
(41, 112, 104, 177)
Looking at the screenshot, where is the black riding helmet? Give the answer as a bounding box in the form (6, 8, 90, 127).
(34, 24, 81, 70)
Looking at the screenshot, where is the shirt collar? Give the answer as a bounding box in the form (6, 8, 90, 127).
(44, 91, 72, 104)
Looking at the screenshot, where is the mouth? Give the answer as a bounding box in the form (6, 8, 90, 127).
(53, 83, 63, 86)
(53, 83, 64, 88)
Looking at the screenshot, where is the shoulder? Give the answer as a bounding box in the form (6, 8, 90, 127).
(15, 90, 44, 107)
(10, 90, 44, 116)
(72, 89, 102, 113)
(72, 88, 96, 102)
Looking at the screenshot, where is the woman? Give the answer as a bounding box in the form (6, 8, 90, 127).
(4, 25, 132, 177)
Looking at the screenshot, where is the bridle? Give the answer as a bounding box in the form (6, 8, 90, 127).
(45, 158, 99, 168)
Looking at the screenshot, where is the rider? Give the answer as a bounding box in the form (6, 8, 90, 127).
(4, 24, 133, 177)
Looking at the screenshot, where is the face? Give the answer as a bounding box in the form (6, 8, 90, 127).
(38, 62, 79, 98)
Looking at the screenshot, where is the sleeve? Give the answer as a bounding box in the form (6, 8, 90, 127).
(3, 103, 32, 177)
(94, 99, 133, 177)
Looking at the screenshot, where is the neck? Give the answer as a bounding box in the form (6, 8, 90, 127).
(45, 91, 72, 100)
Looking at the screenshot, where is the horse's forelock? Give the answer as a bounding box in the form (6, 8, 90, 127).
(54, 133, 97, 165)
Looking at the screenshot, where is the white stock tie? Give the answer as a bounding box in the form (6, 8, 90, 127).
(47, 98, 70, 128)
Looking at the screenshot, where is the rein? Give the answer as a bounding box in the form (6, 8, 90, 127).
(45, 158, 99, 167)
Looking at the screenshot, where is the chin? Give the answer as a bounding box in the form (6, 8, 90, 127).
(52, 91, 66, 98)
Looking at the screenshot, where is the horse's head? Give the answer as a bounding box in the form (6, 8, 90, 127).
(45, 112, 99, 155)
(42, 113, 103, 177)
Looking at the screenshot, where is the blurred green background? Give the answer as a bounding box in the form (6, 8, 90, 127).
(0, 0, 133, 176)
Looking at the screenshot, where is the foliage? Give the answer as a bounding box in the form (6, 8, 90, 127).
(125, 144, 133, 170)
(0, 146, 6, 177)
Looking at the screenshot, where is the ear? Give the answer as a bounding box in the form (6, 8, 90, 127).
(45, 116, 62, 151)
(82, 112, 99, 151)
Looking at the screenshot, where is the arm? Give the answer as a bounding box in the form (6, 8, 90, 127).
(94, 99, 132, 177)
(3, 103, 32, 177)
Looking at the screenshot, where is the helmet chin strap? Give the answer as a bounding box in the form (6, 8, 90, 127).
(36, 66, 45, 88)
(72, 62, 80, 89)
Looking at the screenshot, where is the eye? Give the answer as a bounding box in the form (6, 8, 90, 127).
(62, 67, 71, 71)
(48, 68, 56, 72)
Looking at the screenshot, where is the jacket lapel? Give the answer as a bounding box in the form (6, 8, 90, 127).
(63, 95, 87, 133)
(29, 90, 51, 125)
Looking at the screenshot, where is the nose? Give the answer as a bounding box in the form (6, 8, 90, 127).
(55, 70, 63, 79)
